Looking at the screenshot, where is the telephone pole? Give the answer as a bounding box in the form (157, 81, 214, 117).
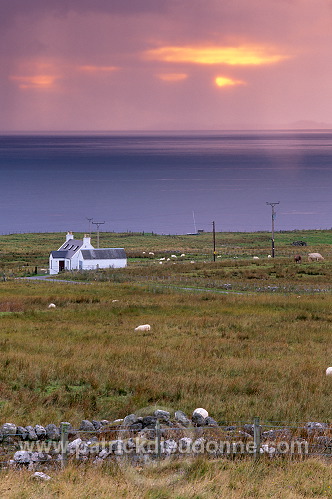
(92, 221, 105, 248)
(212, 221, 216, 261)
(266, 202, 279, 258)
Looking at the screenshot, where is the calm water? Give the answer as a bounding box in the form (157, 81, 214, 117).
(0, 131, 331, 234)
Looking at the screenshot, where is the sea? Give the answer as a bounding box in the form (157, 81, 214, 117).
(0, 130, 331, 235)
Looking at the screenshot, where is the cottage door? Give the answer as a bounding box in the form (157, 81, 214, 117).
(59, 260, 65, 272)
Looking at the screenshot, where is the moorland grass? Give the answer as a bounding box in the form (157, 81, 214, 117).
(0, 280, 331, 426)
(1, 458, 332, 498)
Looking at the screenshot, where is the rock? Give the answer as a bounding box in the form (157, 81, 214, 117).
(34, 425, 46, 439)
(100, 420, 111, 426)
(205, 416, 218, 427)
(110, 439, 124, 455)
(142, 416, 157, 428)
(45, 424, 60, 441)
(262, 429, 292, 441)
(13, 451, 31, 463)
(25, 426, 38, 441)
(175, 410, 191, 427)
(99, 449, 110, 459)
(154, 410, 170, 422)
(79, 420, 95, 432)
(129, 422, 143, 431)
(193, 408, 209, 419)
(123, 414, 140, 426)
(1, 423, 17, 437)
(30, 452, 51, 463)
(192, 413, 206, 426)
(163, 439, 177, 455)
(178, 437, 193, 453)
(16, 426, 29, 440)
(305, 422, 328, 435)
(67, 438, 83, 454)
(92, 420, 102, 430)
(31, 472, 51, 481)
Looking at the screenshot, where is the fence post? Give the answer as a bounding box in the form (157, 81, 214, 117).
(253, 417, 261, 460)
(60, 422, 70, 468)
(156, 419, 161, 460)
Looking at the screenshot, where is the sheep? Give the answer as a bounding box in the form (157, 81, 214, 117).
(180, 254, 186, 257)
(171, 254, 177, 258)
(308, 253, 324, 262)
(294, 254, 302, 263)
(134, 324, 151, 332)
(159, 257, 165, 261)
(148, 252, 155, 255)
(111, 300, 119, 303)
(48, 303, 56, 309)
(267, 255, 272, 258)
(253, 256, 259, 260)
(193, 408, 209, 419)
(326, 367, 332, 376)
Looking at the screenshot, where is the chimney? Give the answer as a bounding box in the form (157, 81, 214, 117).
(66, 231, 74, 242)
(83, 234, 91, 247)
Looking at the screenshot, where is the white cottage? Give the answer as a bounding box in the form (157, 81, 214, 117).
(49, 232, 127, 275)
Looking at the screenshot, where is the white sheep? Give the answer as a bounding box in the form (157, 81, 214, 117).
(253, 256, 259, 260)
(171, 254, 177, 258)
(308, 252, 324, 262)
(159, 257, 165, 261)
(326, 367, 332, 376)
(134, 324, 151, 332)
(267, 255, 272, 258)
(180, 254, 185, 257)
(112, 300, 119, 303)
(48, 303, 56, 309)
(193, 408, 209, 419)
(148, 252, 155, 255)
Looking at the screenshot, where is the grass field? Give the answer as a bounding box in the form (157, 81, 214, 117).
(1, 230, 332, 497)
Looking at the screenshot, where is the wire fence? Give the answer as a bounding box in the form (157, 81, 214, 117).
(1, 418, 332, 470)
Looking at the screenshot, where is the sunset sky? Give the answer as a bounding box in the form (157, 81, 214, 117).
(1, 0, 332, 131)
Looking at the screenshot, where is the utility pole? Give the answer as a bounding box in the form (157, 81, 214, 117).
(86, 217, 93, 236)
(92, 221, 105, 248)
(212, 221, 216, 261)
(266, 202, 279, 258)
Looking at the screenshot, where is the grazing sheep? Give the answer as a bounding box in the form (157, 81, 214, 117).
(180, 254, 186, 257)
(148, 252, 154, 255)
(267, 255, 272, 258)
(134, 324, 151, 332)
(326, 367, 332, 376)
(193, 408, 209, 419)
(308, 253, 324, 262)
(171, 254, 177, 258)
(294, 254, 302, 263)
(48, 303, 56, 309)
(253, 256, 259, 260)
(112, 300, 119, 303)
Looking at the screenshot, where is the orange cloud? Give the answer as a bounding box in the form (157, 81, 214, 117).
(10, 74, 58, 90)
(79, 65, 119, 72)
(145, 45, 288, 66)
(156, 73, 188, 82)
(215, 76, 246, 87)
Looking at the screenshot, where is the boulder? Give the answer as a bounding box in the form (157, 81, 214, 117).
(45, 424, 60, 441)
(16, 426, 29, 440)
(13, 451, 31, 464)
(79, 420, 95, 432)
(25, 426, 38, 441)
(154, 410, 170, 422)
(174, 410, 191, 427)
(1, 423, 17, 437)
(34, 425, 46, 439)
(31, 472, 51, 481)
(192, 413, 206, 426)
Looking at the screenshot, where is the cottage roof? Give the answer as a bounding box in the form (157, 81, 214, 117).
(53, 239, 83, 259)
(81, 248, 126, 260)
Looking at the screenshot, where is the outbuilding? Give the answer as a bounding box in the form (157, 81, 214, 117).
(49, 232, 127, 275)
